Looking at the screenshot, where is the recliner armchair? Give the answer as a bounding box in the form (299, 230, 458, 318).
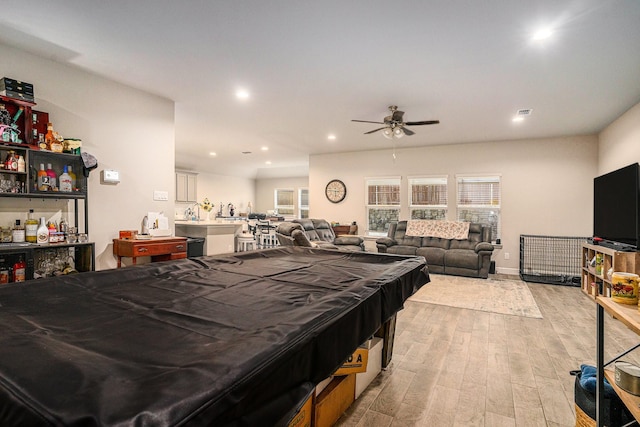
(276, 219, 365, 251)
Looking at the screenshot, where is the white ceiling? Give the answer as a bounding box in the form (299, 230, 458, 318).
(2, 1, 640, 178)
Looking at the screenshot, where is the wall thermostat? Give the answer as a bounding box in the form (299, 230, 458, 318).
(100, 169, 120, 184)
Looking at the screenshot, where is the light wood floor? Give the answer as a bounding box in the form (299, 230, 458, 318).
(336, 277, 640, 427)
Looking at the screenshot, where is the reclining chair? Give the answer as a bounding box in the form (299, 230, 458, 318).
(276, 219, 365, 251)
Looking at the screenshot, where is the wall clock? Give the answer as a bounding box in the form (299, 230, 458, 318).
(325, 179, 347, 203)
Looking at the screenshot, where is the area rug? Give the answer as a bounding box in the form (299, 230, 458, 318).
(409, 274, 543, 318)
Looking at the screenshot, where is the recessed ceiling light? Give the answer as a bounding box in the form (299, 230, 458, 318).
(265, 161, 272, 165)
(261, 146, 268, 151)
(512, 116, 524, 123)
(236, 89, 250, 100)
(209, 152, 217, 156)
(532, 28, 553, 41)
(328, 134, 336, 140)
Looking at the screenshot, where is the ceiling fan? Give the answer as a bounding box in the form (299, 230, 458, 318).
(352, 105, 439, 139)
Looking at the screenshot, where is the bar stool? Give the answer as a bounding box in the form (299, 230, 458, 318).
(236, 233, 256, 252)
(259, 232, 279, 249)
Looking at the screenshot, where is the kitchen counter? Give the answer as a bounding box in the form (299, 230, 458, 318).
(175, 220, 246, 255)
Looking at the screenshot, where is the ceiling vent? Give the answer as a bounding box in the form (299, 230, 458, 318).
(516, 109, 533, 116)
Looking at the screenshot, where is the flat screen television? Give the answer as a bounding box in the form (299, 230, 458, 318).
(593, 162, 640, 249)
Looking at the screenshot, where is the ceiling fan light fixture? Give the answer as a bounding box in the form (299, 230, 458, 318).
(382, 128, 393, 139)
(393, 127, 404, 138)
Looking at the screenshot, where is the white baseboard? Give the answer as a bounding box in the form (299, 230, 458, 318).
(496, 267, 519, 276)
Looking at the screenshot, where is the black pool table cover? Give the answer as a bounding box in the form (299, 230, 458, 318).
(0, 247, 429, 426)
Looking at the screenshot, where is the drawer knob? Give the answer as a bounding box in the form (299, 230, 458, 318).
(176, 245, 184, 249)
(138, 247, 148, 252)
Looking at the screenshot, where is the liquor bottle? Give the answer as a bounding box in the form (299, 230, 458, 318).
(46, 163, 57, 190)
(37, 163, 49, 191)
(59, 166, 72, 192)
(0, 263, 9, 284)
(12, 220, 25, 243)
(5, 151, 16, 171)
(25, 209, 38, 243)
(44, 123, 54, 151)
(36, 217, 49, 244)
(17, 155, 25, 173)
(13, 256, 26, 282)
(68, 165, 77, 190)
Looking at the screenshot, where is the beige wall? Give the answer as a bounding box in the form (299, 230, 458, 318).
(1, 43, 175, 271)
(310, 135, 598, 274)
(175, 171, 256, 219)
(598, 102, 640, 175)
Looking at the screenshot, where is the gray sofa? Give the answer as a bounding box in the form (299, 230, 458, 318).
(376, 221, 494, 278)
(276, 219, 365, 251)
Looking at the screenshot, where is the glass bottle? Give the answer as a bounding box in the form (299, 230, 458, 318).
(44, 123, 54, 151)
(68, 165, 77, 191)
(46, 163, 57, 190)
(36, 217, 49, 244)
(25, 209, 38, 243)
(37, 163, 49, 191)
(12, 219, 25, 243)
(59, 166, 72, 192)
(13, 256, 26, 282)
(17, 155, 25, 173)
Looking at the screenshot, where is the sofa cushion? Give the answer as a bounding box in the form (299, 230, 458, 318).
(421, 236, 451, 250)
(392, 222, 423, 247)
(311, 219, 336, 242)
(416, 247, 446, 266)
(291, 229, 313, 247)
(444, 249, 480, 270)
(277, 222, 304, 235)
(386, 245, 419, 256)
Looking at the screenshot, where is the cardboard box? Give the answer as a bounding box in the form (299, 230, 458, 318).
(315, 374, 355, 427)
(315, 376, 333, 396)
(286, 392, 313, 427)
(355, 337, 383, 399)
(334, 340, 370, 376)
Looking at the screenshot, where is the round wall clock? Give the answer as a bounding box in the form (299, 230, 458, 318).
(325, 179, 347, 203)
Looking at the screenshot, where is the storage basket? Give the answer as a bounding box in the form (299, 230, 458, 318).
(575, 403, 595, 427)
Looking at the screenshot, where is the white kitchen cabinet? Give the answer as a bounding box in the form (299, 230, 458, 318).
(176, 171, 197, 202)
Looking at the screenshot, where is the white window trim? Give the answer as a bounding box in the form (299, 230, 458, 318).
(298, 187, 309, 219)
(365, 176, 401, 236)
(274, 188, 295, 219)
(455, 173, 501, 241)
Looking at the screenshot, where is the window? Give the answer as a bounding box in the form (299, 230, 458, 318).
(298, 188, 309, 219)
(366, 177, 400, 236)
(456, 175, 501, 241)
(274, 189, 295, 219)
(409, 176, 447, 220)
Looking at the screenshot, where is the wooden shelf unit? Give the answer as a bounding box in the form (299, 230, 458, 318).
(596, 290, 640, 425)
(581, 242, 639, 298)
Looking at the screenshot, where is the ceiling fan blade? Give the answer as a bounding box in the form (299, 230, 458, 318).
(391, 110, 405, 122)
(405, 120, 440, 126)
(364, 127, 387, 134)
(401, 127, 415, 136)
(352, 119, 385, 124)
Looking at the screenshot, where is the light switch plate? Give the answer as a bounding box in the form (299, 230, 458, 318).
(154, 190, 169, 201)
(100, 169, 120, 184)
